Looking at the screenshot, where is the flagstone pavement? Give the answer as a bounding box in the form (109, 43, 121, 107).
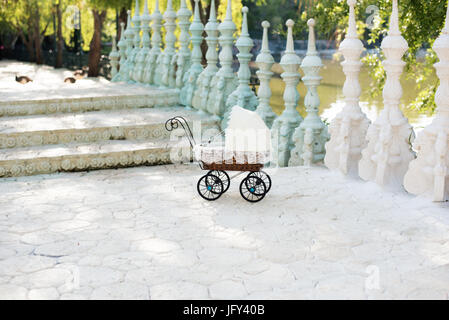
(0, 164, 448, 300)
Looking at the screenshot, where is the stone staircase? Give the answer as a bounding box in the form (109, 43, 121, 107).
(0, 102, 219, 178)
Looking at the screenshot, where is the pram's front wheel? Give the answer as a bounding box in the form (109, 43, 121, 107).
(208, 170, 230, 193)
(247, 171, 271, 193)
(240, 176, 267, 203)
(197, 174, 224, 201)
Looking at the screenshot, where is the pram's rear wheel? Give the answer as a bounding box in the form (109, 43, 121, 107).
(240, 176, 267, 202)
(247, 171, 271, 193)
(208, 170, 230, 193)
(197, 174, 224, 201)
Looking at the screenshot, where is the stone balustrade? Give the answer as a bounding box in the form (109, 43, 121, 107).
(108, 0, 449, 202)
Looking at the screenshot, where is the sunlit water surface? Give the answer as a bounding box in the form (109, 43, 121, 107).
(266, 59, 436, 134)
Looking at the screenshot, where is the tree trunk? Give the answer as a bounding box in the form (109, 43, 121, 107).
(18, 30, 35, 61)
(33, 4, 43, 64)
(88, 10, 107, 77)
(55, 2, 64, 68)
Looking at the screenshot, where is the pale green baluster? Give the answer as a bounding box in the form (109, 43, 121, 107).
(142, 0, 162, 85)
(161, 0, 177, 88)
(404, 2, 449, 201)
(206, 0, 238, 121)
(122, 10, 134, 83)
(112, 22, 127, 82)
(179, 0, 204, 108)
(192, 0, 219, 113)
(289, 19, 329, 167)
(134, 0, 151, 83)
(109, 35, 120, 79)
(175, 0, 192, 89)
(222, 6, 258, 129)
(271, 19, 303, 168)
(128, 0, 141, 84)
(255, 21, 276, 128)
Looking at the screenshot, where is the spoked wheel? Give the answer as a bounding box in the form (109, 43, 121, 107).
(197, 174, 224, 201)
(208, 170, 230, 193)
(240, 176, 267, 203)
(247, 171, 272, 193)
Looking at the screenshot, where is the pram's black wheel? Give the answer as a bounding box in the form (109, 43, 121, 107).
(247, 171, 271, 193)
(197, 174, 224, 201)
(240, 176, 267, 202)
(208, 170, 230, 193)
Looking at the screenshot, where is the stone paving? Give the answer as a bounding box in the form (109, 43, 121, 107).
(0, 164, 448, 300)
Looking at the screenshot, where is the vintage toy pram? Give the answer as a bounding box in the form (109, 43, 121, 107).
(165, 106, 272, 202)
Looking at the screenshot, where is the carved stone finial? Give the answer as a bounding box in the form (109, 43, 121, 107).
(255, 20, 277, 128)
(347, 0, 358, 38)
(388, 0, 401, 36)
(210, 0, 217, 20)
(225, 0, 233, 20)
(285, 19, 295, 53)
(306, 19, 317, 54)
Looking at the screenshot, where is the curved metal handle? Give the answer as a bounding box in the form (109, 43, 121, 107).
(164, 116, 196, 149)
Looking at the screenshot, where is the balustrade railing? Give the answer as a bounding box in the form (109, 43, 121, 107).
(108, 0, 449, 201)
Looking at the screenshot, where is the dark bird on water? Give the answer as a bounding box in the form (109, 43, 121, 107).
(15, 75, 33, 84)
(64, 77, 77, 84)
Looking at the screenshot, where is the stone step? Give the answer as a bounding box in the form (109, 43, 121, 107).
(0, 106, 218, 149)
(0, 85, 179, 117)
(0, 139, 195, 178)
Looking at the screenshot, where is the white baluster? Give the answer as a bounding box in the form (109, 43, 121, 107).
(255, 21, 276, 128)
(206, 0, 238, 121)
(142, 0, 162, 85)
(222, 6, 258, 129)
(289, 19, 329, 167)
(122, 10, 134, 82)
(175, 0, 192, 89)
(358, 0, 415, 188)
(128, 0, 141, 83)
(179, 0, 204, 108)
(133, 0, 151, 83)
(111, 22, 127, 82)
(404, 4, 449, 201)
(154, 0, 176, 88)
(271, 19, 303, 168)
(192, 0, 219, 112)
(325, 0, 370, 176)
(109, 35, 120, 79)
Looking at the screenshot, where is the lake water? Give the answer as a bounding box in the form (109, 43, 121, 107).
(266, 59, 436, 133)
